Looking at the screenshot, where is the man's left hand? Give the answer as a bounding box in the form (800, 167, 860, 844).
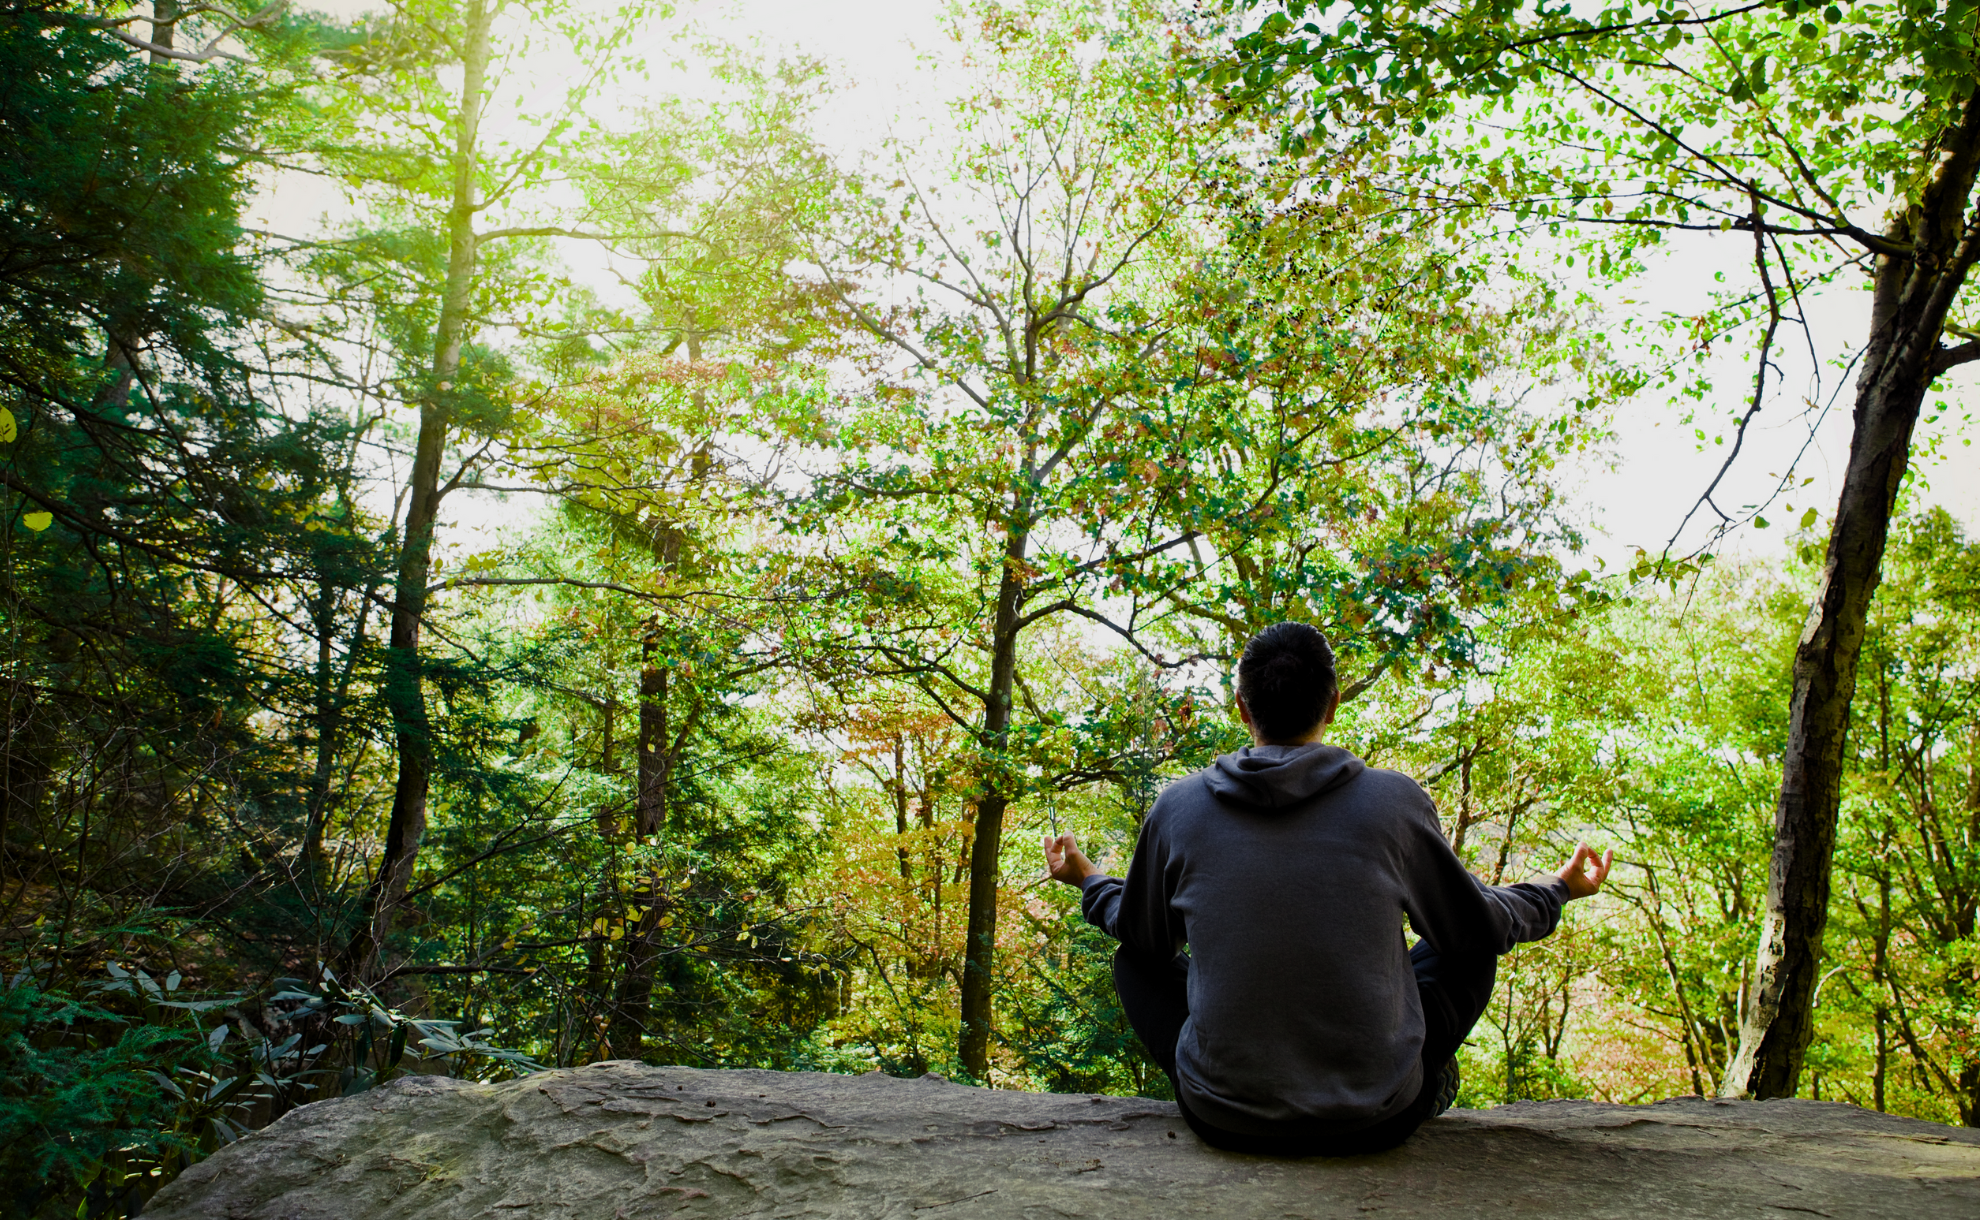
(1555, 841, 1613, 900)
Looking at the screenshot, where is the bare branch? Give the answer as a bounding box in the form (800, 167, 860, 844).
(76, 1, 286, 64)
(1663, 186, 1783, 557)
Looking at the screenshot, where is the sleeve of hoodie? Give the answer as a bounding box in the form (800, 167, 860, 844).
(1395, 779, 1568, 956)
(1077, 797, 1185, 962)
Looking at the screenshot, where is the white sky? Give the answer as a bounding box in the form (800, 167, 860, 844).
(273, 0, 1980, 573)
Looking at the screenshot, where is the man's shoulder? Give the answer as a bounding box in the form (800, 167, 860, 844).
(1148, 768, 1215, 822)
(1152, 758, 1432, 811)
(1353, 763, 1434, 796)
(1345, 764, 1440, 816)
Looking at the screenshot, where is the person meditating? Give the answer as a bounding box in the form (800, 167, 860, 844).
(1044, 622, 1611, 1156)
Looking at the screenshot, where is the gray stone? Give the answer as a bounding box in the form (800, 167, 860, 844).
(143, 1061, 1980, 1218)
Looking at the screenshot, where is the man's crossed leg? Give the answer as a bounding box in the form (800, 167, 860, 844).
(1111, 938, 1497, 1156)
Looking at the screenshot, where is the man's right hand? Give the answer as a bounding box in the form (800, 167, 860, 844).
(1044, 834, 1099, 887)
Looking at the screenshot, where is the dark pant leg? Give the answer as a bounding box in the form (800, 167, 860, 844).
(1412, 936, 1498, 1067)
(1321, 937, 1501, 1155)
(1111, 946, 1189, 1077)
(1111, 948, 1247, 1152)
(1120, 936, 1499, 1158)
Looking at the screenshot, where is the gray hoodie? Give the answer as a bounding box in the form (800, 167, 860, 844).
(1081, 743, 1566, 1136)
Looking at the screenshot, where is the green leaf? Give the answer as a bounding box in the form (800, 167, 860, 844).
(21, 512, 50, 531)
(1755, 516, 1771, 529)
(1799, 507, 1818, 529)
(0, 407, 14, 443)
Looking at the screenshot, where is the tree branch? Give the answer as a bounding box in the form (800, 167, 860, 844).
(75, 1, 286, 64)
(1930, 339, 1980, 377)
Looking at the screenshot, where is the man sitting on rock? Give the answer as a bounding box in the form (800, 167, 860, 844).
(1044, 622, 1611, 1156)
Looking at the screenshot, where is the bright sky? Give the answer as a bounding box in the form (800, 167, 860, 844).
(275, 0, 1980, 573)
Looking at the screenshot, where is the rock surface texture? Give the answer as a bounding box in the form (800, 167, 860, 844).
(144, 1062, 1980, 1219)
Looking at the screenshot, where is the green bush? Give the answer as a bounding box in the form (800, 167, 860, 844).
(0, 980, 208, 1219)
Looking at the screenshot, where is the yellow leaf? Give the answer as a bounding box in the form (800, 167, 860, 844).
(0, 408, 14, 443)
(22, 512, 51, 532)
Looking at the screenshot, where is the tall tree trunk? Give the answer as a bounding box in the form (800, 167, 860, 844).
(148, 0, 176, 63)
(1964, 743, 1980, 1126)
(350, 0, 494, 980)
(607, 338, 710, 1045)
(611, 520, 685, 1054)
(304, 582, 338, 886)
(958, 527, 1028, 1080)
(1723, 92, 1980, 1097)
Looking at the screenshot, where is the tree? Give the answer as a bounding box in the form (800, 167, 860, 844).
(0, 0, 392, 968)
(474, 55, 852, 1057)
(1216, 0, 1980, 1099)
(574, 48, 847, 365)
(1832, 508, 1980, 1123)
(511, 356, 802, 1058)
(308, 0, 652, 977)
(795, 0, 1604, 1079)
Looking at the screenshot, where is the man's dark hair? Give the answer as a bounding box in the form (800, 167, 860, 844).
(1236, 622, 1339, 743)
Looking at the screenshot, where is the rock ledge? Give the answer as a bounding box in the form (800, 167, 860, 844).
(144, 1062, 1980, 1218)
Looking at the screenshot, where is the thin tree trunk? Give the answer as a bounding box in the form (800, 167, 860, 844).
(1724, 91, 1980, 1097)
(893, 735, 913, 883)
(350, 0, 494, 980)
(304, 571, 377, 875)
(958, 527, 1028, 1080)
(1964, 740, 1980, 1125)
(303, 582, 339, 891)
(635, 618, 669, 839)
(611, 394, 699, 1053)
(609, 873, 668, 1058)
(1874, 861, 1891, 1114)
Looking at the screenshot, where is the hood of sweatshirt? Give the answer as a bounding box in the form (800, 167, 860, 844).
(1204, 743, 1365, 811)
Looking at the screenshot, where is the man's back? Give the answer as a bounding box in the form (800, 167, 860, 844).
(1082, 743, 1565, 1137)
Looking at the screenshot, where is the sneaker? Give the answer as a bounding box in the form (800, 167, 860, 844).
(1430, 1057, 1461, 1117)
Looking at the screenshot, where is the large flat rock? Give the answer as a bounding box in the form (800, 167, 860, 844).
(143, 1062, 1980, 1218)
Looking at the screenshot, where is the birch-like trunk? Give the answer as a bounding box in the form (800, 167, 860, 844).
(1723, 91, 1980, 1097)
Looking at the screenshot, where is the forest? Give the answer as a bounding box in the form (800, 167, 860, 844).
(2, 0, 1977, 1214)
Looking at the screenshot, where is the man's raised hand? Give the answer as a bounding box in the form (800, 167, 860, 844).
(1555, 841, 1613, 900)
(1044, 833, 1098, 887)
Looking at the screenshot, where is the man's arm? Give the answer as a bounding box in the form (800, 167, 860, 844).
(1403, 787, 1612, 956)
(1044, 829, 1181, 957)
(1475, 841, 1612, 946)
(1045, 833, 1127, 938)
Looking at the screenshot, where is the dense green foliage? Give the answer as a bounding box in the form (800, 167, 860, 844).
(1, 2, 1976, 1214)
